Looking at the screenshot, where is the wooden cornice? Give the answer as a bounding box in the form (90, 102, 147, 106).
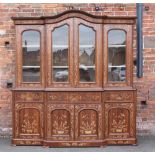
(11, 10, 136, 25)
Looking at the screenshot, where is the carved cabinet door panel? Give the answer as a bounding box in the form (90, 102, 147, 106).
(105, 102, 135, 139)
(14, 103, 44, 140)
(75, 104, 102, 141)
(46, 104, 74, 141)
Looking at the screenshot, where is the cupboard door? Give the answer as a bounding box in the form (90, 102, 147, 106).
(105, 102, 135, 140)
(103, 25, 133, 87)
(74, 18, 102, 88)
(16, 25, 45, 88)
(75, 104, 102, 141)
(46, 104, 74, 141)
(46, 19, 74, 88)
(14, 103, 44, 144)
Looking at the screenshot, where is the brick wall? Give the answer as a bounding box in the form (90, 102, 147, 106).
(0, 3, 155, 137)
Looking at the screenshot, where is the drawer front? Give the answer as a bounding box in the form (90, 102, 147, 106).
(104, 91, 134, 102)
(15, 92, 44, 102)
(46, 92, 68, 102)
(69, 92, 101, 103)
(46, 92, 101, 103)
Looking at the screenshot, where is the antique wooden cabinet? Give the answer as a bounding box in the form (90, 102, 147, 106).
(12, 10, 137, 147)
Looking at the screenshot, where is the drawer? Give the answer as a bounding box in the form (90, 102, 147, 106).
(15, 92, 44, 102)
(68, 92, 101, 103)
(104, 91, 134, 102)
(46, 92, 68, 102)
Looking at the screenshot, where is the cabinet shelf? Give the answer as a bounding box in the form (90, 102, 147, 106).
(22, 66, 40, 68)
(108, 45, 126, 48)
(109, 66, 126, 68)
(53, 66, 68, 68)
(79, 66, 95, 68)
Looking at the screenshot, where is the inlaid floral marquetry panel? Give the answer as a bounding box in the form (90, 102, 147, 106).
(46, 104, 74, 141)
(79, 109, 98, 135)
(109, 108, 129, 134)
(105, 102, 135, 139)
(51, 109, 70, 135)
(75, 104, 102, 141)
(14, 103, 44, 139)
(19, 108, 40, 134)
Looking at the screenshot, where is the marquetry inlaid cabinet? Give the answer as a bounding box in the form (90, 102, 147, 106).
(12, 10, 137, 147)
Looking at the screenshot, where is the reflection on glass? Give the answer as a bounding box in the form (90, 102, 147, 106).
(53, 68, 68, 82)
(22, 31, 40, 82)
(108, 30, 126, 82)
(79, 24, 95, 82)
(23, 68, 40, 82)
(52, 25, 69, 82)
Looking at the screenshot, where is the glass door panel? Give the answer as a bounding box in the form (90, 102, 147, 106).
(108, 30, 126, 82)
(79, 24, 96, 82)
(52, 25, 69, 82)
(22, 30, 40, 82)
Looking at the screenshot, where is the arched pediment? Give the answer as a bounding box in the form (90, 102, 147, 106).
(11, 9, 136, 25)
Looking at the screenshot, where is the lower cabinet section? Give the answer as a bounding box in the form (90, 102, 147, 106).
(12, 90, 137, 147)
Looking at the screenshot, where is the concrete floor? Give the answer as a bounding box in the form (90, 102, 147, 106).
(0, 136, 154, 152)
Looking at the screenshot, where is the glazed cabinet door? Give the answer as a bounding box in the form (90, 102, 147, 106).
(46, 19, 74, 88)
(75, 104, 102, 141)
(46, 104, 74, 141)
(74, 18, 102, 88)
(103, 24, 133, 87)
(15, 25, 45, 88)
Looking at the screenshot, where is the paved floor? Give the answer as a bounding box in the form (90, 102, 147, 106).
(0, 136, 154, 152)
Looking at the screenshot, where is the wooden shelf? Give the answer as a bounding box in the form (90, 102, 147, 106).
(108, 45, 126, 47)
(108, 65, 126, 68)
(53, 66, 68, 68)
(22, 66, 40, 68)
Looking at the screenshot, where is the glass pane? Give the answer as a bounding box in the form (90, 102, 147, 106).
(79, 24, 95, 82)
(22, 31, 40, 66)
(108, 30, 126, 82)
(52, 25, 69, 82)
(22, 31, 40, 82)
(23, 68, 40, 82)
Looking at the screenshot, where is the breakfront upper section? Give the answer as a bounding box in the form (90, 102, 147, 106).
(12, 10, 136, 89)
